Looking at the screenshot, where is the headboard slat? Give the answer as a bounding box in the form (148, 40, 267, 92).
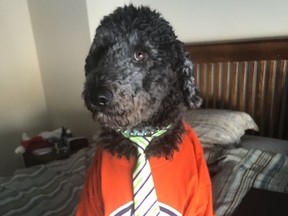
(269, 61, 278, 137)
(279, 60, 288, 139)
(251, 62, 258, 118)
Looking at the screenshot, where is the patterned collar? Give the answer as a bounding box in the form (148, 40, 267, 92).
(118, 125, 171, 138)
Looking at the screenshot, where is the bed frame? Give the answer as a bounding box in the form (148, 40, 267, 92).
(185, 38, 288, 140)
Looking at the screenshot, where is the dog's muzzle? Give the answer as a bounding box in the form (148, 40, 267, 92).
(90, 87, 113, 107)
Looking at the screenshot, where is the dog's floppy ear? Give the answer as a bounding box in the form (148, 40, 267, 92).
(84, 44, 96, 76)
(177, 44, 202, 108)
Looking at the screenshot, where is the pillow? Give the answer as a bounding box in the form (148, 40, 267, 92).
(184, 109, 259, 145)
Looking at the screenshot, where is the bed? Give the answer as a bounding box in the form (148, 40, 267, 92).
(0, 38, 288, 216)
(184, 109, 288, 216)
(183, 38, 288, 216)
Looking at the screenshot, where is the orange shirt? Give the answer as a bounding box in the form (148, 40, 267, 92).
(76, 122, 215, 216)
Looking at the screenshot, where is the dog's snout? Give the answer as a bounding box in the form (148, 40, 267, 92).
(91, 87, 113, 107)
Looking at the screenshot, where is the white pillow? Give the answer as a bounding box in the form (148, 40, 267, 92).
(184, 109, 259, 145)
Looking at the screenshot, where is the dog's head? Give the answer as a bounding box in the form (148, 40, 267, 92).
(83, 5, 202, 130)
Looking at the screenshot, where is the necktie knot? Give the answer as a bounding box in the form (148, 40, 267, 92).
(129, 137, 151, 155)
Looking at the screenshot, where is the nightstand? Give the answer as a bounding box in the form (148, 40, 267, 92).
(22, 149, 70, 167)
(22, 137, 89, 167)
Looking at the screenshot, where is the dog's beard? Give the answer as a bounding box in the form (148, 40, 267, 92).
(87, 84, 162, 130)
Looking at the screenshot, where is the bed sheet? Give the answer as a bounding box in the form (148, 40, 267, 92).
(207, 147, 288, 216)
(240, 134, 288, 155)
(0, 145, 96, 216)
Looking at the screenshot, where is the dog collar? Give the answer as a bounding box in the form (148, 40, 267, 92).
(119, 125, 171, 138)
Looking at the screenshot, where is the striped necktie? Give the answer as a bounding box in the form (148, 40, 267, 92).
(122, 129, 169, 216)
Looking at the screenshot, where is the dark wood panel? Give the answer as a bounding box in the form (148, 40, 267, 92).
(191, 57, 288, 140)
(187, 38, 288, 140)
(185, 38, 288, 63)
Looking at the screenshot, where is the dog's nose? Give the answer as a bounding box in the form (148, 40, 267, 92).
(91, 87, 113, 107)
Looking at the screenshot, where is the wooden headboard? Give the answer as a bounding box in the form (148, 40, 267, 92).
(185, 38, 288, 140)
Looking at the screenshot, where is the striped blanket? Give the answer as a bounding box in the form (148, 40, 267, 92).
(0, 145, 96, 216)
(209, 147, 288, 216)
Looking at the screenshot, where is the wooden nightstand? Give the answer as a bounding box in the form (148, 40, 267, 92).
(22, 137, 89, 167)
(22, 149, 70, 167)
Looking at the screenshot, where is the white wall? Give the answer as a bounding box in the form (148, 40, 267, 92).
(86, 0, 288, 43)
(0, 0, 50, 176)
(28, 0, 100, 141)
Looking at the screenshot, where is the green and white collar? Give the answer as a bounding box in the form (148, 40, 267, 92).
(118, 125, 171, 138)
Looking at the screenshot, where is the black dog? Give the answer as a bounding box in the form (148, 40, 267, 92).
(83, 5, 201, 158)
(78, 5, 214, 216)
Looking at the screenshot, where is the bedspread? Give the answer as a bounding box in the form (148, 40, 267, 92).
(0, 145, 96, 216)
(211, 148, 288, 216)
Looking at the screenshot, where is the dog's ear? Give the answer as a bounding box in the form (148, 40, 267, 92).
(85, 42, 105, 76)
(84, 56, 92, 76)
(177, 43, 202, 108)
(84, 44, 96, 76)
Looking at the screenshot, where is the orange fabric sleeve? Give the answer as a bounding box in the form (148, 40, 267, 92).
(183, 122, 215, 216)
(76, 148, 104, 216)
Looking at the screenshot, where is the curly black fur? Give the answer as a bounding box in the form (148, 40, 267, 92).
(83, 5, 202, 158)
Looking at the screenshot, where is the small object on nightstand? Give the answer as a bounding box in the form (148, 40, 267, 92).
(32, 147, 54, 155)
(54, 141, 69, 154)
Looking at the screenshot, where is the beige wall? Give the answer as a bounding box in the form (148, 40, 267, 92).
(27, 0, 100, 143)
(0, 0, 50, 176)
(86, 0, 288, 43)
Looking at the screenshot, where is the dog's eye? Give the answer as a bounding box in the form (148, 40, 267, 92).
(134, 50, 147, 62)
